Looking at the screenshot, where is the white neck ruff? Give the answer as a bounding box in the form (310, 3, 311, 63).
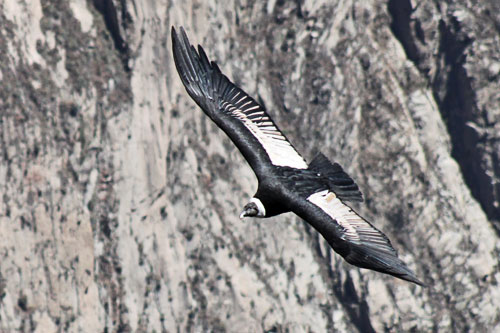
(250, 197, 266, 217)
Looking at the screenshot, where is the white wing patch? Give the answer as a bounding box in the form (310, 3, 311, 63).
(307, 190, 392, 249)
(220, 93, 308, 169)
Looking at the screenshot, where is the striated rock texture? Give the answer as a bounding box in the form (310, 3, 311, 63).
(0, 0, 499, 331)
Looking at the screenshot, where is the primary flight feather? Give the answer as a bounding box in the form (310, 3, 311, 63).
(171, 26, 424, 286)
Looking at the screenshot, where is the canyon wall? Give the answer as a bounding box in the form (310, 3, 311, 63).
(1, 0, 499, 331)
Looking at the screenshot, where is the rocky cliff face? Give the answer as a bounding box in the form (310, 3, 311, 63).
(1, 0, 499, 332)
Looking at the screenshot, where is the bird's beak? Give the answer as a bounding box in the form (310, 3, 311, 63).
(239, 205, 257, 219)
(240, 202, 259, 220)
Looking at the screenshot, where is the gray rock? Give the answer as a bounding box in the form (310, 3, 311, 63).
(0, 0, 498, 331)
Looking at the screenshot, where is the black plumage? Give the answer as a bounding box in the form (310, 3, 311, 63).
(171, 26, 424, 286)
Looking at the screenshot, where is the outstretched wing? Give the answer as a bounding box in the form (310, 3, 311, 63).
(288, 187, 423, 285)
(171, 27, 308, 179)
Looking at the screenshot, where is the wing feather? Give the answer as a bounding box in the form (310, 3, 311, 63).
(299, 189, 424, 285)
(172, 27, 307, 173)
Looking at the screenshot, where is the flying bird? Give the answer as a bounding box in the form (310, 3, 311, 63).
(171, 26, 423, 286)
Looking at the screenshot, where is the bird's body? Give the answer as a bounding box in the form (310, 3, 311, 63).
(171, 26, 424, 286)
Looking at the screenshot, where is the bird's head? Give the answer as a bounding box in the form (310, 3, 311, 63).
(239, 198, 266, 219)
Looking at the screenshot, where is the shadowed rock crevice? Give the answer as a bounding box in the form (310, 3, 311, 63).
(388, 1, 500, 230)
(336, 276, 375, 333)
(92, 0, 131, 72)
(387, 0, 421, 65)
(435, 20, 499, 225)
(306, 225, 375, 333)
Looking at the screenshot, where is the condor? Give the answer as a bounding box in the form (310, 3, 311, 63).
(171, 27, 423, 286)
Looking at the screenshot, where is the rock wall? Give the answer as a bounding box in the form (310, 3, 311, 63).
(0, 0, 499, 331)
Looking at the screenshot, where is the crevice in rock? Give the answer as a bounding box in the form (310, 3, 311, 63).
(336, 275, 375, 333)
(306, 224, 376, 333)
(435, 19, 499, 229)
(92, 0, 131, 72)
(388, 2, 500, 231)
(387, 0, 421, 65)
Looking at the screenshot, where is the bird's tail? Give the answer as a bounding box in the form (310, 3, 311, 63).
(308, 153, 363, 202)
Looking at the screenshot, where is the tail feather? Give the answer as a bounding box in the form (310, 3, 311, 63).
(308, 153, 363, 202)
